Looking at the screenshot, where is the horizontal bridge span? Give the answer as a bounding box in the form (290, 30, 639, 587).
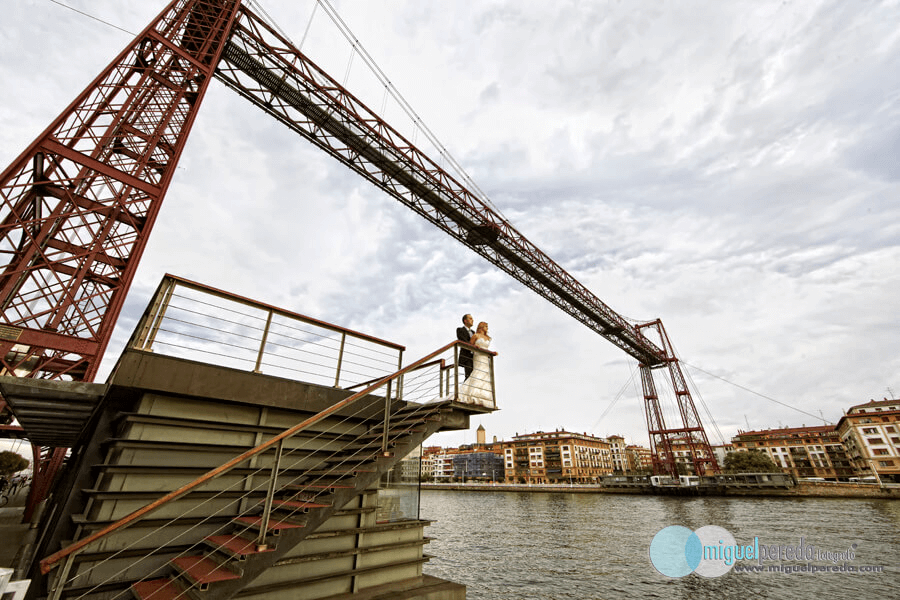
(215, 6, 666, 367)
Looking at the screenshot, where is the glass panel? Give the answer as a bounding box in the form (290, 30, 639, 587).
(376, 446, 421, 523)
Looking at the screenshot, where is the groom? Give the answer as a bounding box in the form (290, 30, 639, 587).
(456, 314, 475, 379)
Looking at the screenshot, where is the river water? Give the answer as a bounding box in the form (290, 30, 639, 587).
(420, 489, 899, 599)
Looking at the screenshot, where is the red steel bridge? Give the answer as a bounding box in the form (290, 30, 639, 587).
(0, 0, 718, 511)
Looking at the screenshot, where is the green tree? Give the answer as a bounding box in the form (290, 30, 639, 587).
(0, 451, 29, 478)
(723, 450, 780, 473)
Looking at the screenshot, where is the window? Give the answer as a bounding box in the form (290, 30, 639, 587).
(873, 449, 889, 456)
(879, 460, 894, 467)
(867, 438, 885, 445)
(862, 428, 877, 434)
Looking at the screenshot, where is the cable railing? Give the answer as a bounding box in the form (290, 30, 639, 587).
(128, 274, 406, 389)
(41, 335, 496, 599)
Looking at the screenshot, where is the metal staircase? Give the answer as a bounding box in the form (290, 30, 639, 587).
(33, 275, 495, 600)
(129, 403, 449, 600)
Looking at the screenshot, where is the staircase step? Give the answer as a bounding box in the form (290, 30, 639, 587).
(171, 555, 240, 587)
(359, 429, 424, 439)
(287, 490, 334, 503)
(343, 441, 387, 451)
(205, 534, 276, 558)
(377, 415, 429, 426)
(324, 450, 380, 462)
(233, 515, 306, 532)
(271, 499, 331, 511)
(286, 483, 355, 490)
(131, 578, 184, 600)
(303, 467, 375, 475)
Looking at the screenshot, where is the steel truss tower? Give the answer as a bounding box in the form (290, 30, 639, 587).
(0, 0, 242, 518)
(638, 319, 718, 477)
(0, 0, 240, 381)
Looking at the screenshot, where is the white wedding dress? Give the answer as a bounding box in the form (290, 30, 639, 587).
(458, 337, 493, 407)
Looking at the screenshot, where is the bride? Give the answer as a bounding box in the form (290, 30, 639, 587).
(458, 321, 494, 407)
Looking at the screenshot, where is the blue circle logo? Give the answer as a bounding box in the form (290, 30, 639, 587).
(649, 525, 736, 578)
(649, 526, 701, 577)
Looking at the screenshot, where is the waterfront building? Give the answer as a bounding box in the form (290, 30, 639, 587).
(431, 449, 460, 482)
(625, 444, 652, 473)
(731, 425, 855, 480)
(711, 443, 735, 469)
(659, 436, 716, 474)
(836, 398, 900, 483)
(607, 435, 627, 473)
(452, 451, 504, 481)
(500, 430, 613, 484)
(420, 445, 441, 480)
(399, 446, 422, 481)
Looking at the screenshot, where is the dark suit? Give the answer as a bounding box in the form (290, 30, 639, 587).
(457, 326, 474, 378)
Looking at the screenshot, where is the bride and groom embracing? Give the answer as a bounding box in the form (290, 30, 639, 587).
(455, 313, 494, 407)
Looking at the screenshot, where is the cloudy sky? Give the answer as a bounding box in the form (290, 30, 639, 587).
(1, 0, 898, 450)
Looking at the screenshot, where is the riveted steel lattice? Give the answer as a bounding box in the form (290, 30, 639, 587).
(638, 319, 719, 477)
(0, 0, 242, 381)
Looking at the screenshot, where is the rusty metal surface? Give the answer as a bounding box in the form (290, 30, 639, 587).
(0, 0, 243, 381)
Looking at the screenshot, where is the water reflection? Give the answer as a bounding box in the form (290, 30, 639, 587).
(421, 490, 898, 599)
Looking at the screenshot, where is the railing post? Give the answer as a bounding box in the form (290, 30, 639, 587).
(489, 354, 496, 408)
(382, 380, 393, 455)
(135, 277, 176, 350)
(396, 349, 404, 400)
(47, 552, 77, 600)
(453, 345, 459, 402)
(257, 438, 284, 550)
(334, 332, 347, 387)
(254, 310, 274, 374)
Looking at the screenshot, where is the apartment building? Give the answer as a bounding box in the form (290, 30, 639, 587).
(420, 445, 442, 480)
(625, 444, 652, 473)
(731, 425, 855, 480)
(607, 435, 628, 473)
(837, 398, 900, 483)
(429, 448, 459, 482)
(452, 451, 504, 481)
(656, 436, 717, 474)
(500, 430, 613, 484)
(711, 443, 735, 470)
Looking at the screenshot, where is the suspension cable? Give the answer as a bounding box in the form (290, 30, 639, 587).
(309, 0, 505, 215)
(681, 360, 831, 425)
(590, 364, 639, 433)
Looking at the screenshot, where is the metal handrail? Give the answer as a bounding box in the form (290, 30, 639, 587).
(39, 338, 480, 575)
(125, 274, 406, 388)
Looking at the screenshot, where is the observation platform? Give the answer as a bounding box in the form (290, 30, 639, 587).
(1, 275, 494, 600)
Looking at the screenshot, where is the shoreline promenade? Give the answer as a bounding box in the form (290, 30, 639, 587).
(421, 481, 900, 499)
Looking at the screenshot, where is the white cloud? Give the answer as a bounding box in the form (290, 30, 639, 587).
(1, 0, 898, 452)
